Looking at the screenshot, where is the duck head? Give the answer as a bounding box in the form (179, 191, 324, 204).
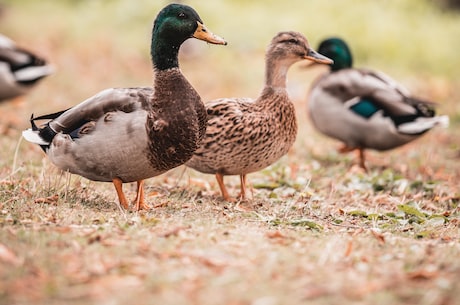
(267, 31, 333, 66)
(317, 37, 353, 71)
(151, 4, 227, 70)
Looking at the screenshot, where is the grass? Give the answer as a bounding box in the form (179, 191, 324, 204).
(1, 0, 460, 304)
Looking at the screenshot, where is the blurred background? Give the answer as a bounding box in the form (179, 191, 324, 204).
(0, 0, 459, 151)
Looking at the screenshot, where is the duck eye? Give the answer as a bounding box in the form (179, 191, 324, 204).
(281, 38, 298, 44)
(178, 12, 187, 19)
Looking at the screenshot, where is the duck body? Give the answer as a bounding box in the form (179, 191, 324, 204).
(309, 68, 443, 151)
(187, 31, 332, 201)
(190, 89, 297, 176)
(43, 71, 203, 183)
(0, 34, 53, 101)
(308, 38, 448, 168)
(23, 4, 227, 210)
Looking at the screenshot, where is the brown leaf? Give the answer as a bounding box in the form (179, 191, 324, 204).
(198, 256, 227, 273)
(53, 226, 72, 234)
(266, 230, 286, 239)
(0, 243, 21, 266)
(159, 226, 189, 238)
(88, 234, 103, 244)
(147, 191, 162, 197)
(34, 194, 59, 205)
(344, 240, 353, 257)
(234, 203, 253, 212)
(153, 201, 169, 208)
(407, 269, 439, 281)
(370, 229, 385, 244)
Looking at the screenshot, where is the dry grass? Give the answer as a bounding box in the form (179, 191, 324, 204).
(1, 1, 460, 304)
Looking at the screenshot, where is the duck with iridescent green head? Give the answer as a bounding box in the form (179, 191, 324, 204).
(23, 4, 227, 210)
(307, 37, 448, 170)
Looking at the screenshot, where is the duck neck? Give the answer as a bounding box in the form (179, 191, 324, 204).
(264, 57, 291, 90)
(151, 33, 182, 71)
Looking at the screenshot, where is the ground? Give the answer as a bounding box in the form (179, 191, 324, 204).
(0, 1, 459, 305)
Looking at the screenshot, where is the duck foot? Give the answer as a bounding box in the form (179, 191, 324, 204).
(338, 145, 367, 172)
(132, 180, 151, 211)
(113, 178, 151, 211)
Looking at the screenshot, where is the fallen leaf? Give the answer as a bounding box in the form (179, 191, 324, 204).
(159, 226, 189, 238)
(407, 269, 439, 280)
(397, 204, 426, 219)
(147, 191, 162, 198)
(266, 230, 285, 239)
(198, 256, 227, 272)
(53, 226, 72, 234)
(153, 201, 169, 208)
(370, 229, 385, 244)
(0, 243, 21, 266)
(234, 204, 253, 212)
(344, 240, 353, 257)
(34, 194, 59, 205)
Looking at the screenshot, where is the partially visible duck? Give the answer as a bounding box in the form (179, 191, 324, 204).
(307, 37, 449, 170)
(22, 4, 227, 210)
(0, 34, 53, 102)
(186, 31, 332, 201)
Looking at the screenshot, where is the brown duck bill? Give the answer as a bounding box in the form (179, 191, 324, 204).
(304, 48, 334, 65)
(193, 21, 228, 45)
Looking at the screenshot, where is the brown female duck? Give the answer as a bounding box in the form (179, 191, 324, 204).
(186, 31, 332, 201)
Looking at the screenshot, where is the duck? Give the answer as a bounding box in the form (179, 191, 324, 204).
(307, 37, 449, 170)
(186, 31, 333, 201)
(0, 34, 53, 102)
(22, 3, 227, 211)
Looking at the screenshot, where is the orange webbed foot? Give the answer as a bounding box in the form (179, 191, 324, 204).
(132, 180, 151, 211)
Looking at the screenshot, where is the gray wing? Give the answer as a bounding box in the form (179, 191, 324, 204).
(23, 87, 154, 146)
(48, 87, 154, 134)
(327, 68, 417, 116)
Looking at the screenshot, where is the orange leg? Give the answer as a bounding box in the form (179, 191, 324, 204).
(358, 148, 367, 171)
(112, 178, 129, 209)
(238, 174, 247, 200)
(339, 145, 367, 171)
(338, 144, 354, 153)
(133, 180, 150, 211)
(215, 173, 233, 202)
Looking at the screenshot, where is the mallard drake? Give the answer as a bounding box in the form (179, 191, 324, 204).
(308, 37, 449, 170)
(186, 31, 332, 201)
(22, 4, 227, 210)
(0, 34, 53, 102)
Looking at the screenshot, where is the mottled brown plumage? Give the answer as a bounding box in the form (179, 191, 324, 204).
(186, 31, 332, 201)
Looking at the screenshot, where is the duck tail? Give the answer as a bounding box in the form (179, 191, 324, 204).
(405, 96, 437, 117)
(397, 115, 449, 135)
(22, 114, 53, 152)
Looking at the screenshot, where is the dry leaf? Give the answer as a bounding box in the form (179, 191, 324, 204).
(198, 256, 226, 272)
(370, 229, 385, 244)
(234, 204, 253, 212)
(159, 226, 189, 238)
(153, 201, 169, 208)
(266, 231, 285, 239)
(34, 194, 59, 205)
(407, 269, 439, 280)
(53, 226, 72, 234)
(344, 240, 353, 257)
(0, 243, 21, 266)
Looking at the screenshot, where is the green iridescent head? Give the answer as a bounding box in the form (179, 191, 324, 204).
(151, 4, 226, 70)
(317, 37, 353, 71)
